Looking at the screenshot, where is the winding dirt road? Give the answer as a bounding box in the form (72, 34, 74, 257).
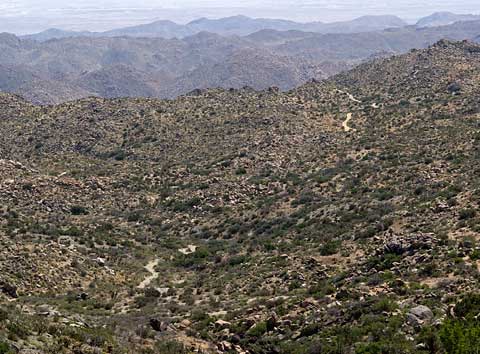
(138, 258, 160, 289)
(342, 113, 354, 132)
(337, 89, 362, 103)
(336, 89, 379, 132)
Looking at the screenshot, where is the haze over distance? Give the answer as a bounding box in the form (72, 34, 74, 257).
(1, 0, 480, 34)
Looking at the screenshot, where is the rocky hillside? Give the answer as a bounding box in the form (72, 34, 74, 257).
(0, 32, 328, 104)
(3, 19, 480, 105)
(1, 40, 480, 353)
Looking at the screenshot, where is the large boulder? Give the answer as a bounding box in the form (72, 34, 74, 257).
(407, 305, 434, 329)
(149, 318, 169, 332)
(447, 82, 461, 94)
(410, 305, 434, 320)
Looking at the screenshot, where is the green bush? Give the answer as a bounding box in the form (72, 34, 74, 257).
(0, 309, 8, 322)
(439, 319, 480, 354)
(173, 247, 210, 268)
(459, 208, 476, 220)
(247, 321, 267, 337)
(470, 249, 480, 261)
(235, 167, 247, 175)
(0, 342, 10, 354)
(70, 205, 88, 215)
(156, 340, 188, 353)
(436, 294, 480, 353)
(372, 298, 398, 313)
(319, 240, 342, 256)
(356, 343, 384, 354)
(454, 293, 480, 319)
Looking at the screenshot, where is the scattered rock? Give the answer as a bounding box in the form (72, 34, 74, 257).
(410, 305, 434, 321)
(215, 320, 231, 329)
(0, 280, 18, 298)
(266, 314, 278, 332)
(407, 305, 434, 328)
(36, 305, 51, 316)
(149, 318, 169, 332)
(447, 82, 461, 94)
(76, 292, 89, 301)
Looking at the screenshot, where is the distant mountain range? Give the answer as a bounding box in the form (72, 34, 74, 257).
(416, 12, 480, 28)
(20, 13, 480, 43)
(21, 15, 408, 41)
(2, 15, 480, 104)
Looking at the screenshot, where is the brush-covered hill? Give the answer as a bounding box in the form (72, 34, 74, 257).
(4, 19, 480, 105)
(0, 32, 328, 104)
(1, 40, 480, 353)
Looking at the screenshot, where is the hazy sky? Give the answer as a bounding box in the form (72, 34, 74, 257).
(1, 0, 480, 34)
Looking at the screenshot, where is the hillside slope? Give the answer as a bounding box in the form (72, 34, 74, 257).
(1, 40, 480, 353)
(0, 33, 327, 103)
(3, 20, 480, 104)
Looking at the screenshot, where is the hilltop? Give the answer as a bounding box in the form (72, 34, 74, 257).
(1, 40, 480, 353)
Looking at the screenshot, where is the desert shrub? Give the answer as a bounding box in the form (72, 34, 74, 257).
(459, 208, 476, 220)
(439, 319, 480, 354)
(319, 240, 342, 256)
(173, 247, 210, 268)
(226, 254, 249, 267)
(166, 197, 201, 212)
(0, 342, 10, 354)
(454, 293, 480, 319)
(308, 281, 335, 299)
(372, 188, 395, 201)
(366, 253, 401, 271)
(372, 298, 397, 313)
(358, 226, 378, 239)
(107, 149, 127, 161)
(470, 249, 480, 261)
(235, 167, 247, 175)
(247, 321, 267, 337)
(301, 323, 321, 337)
(70, 205, 88, 215)
(435, 294, 480, 353)
(0, 308, 8, 322)
(62, 225, 83, 236)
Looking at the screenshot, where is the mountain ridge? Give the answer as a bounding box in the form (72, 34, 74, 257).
(21, 14, 407, 41)
(416, 11, 480, 27)
(3, 18, 480, 105)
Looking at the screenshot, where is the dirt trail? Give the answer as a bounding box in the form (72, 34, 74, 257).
(138, 258, 160, 289)
(337, 89, 360, 132)
(342, 113, 354, 132)
(336, 89, 379, 132)
(337, 89, 362, 103)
